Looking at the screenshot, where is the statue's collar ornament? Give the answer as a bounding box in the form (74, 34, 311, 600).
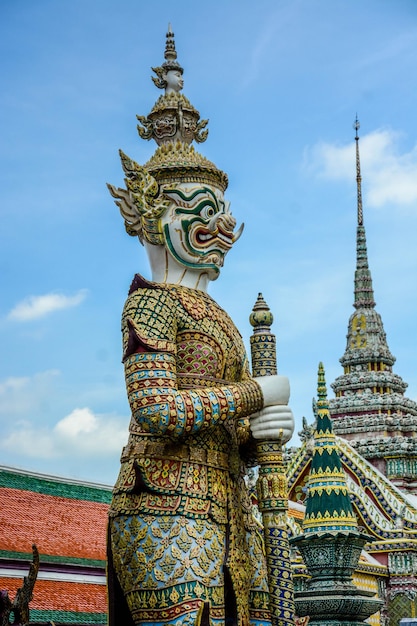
(108, 26, 243, 291)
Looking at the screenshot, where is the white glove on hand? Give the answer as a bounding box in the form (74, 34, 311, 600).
(250, 405, 295, 443)
(254, 375, 290, 407)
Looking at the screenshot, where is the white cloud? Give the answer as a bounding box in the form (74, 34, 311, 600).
(1, 407, 128, 459)
(303, 129, 417, 209)
(55, 407, 98, 437)
(0, 370, 60, 416)
(8, 289, 88, 321)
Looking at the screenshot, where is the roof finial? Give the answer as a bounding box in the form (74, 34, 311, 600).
(317, 361, 327, 404)
(354, 114, 360, 138)
(151, 25, 184, 93)
(353, 115, 363, 226)
(352, 117, 376, 309)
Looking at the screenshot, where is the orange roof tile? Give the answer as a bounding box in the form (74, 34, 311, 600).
(0, 487, 108, 560)
(0, 578, 106, 613)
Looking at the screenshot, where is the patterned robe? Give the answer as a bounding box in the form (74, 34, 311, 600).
(108, 275, 271, 626)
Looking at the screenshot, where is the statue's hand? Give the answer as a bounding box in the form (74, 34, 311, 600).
(254, 375, 290, 407)
(250, 405, 294, 443)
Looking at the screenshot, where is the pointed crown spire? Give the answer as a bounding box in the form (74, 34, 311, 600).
(164, 24, 180, 65)
(133, 27, 228, 193)
(151, 25, 184, 90)
(302, 363, 358, 535)
(353, 117, 376, 309)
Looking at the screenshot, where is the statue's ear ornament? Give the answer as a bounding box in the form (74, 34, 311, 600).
(151, 66, 167, 90)
(107, 151, 169, 245)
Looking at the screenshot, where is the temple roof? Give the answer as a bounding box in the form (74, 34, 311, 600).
(0, 466, 110, 625)
(0, 465, 110, 565)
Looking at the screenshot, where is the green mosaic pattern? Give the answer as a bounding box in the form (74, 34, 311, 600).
(0, 468, 112, 503)
(30, 610, 106, 624)
(0, 549, 105, 569)
(388, 593, 416, 626)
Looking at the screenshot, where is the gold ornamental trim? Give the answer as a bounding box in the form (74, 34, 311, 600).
(144, 141, 228, 191)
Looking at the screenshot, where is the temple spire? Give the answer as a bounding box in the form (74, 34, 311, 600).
(353, 117, 376, 309)
(354, 115, 363, 226)
(329, 122, 417, 495)
(290, 364, 382, 625)
(302, 363, 358, 536)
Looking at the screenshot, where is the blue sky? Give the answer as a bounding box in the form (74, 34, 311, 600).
(1, 0, 416, 485)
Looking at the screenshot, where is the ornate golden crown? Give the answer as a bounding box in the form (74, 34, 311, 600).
(144, 141, 228, 192)
(108, 26, 229, 243)
(136, 26, 228, 192)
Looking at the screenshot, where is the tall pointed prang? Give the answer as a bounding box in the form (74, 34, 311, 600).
(303, 363, 358, 535)
(329, 121, 417, 495)
(353, 117, 376, 309)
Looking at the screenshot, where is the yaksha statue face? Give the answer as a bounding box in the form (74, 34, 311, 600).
(107, 154, 244, 284)
(160, 183, 242, 280)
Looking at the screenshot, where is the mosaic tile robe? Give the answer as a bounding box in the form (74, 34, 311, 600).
(108, 275, 271, 626)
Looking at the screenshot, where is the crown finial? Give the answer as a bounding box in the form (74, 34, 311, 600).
(151, 25, 184, 93)
(164, 23, 177, 62)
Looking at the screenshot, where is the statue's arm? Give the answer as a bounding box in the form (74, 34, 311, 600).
(124, 350, 263, 437)
(122, 287, 263, 438)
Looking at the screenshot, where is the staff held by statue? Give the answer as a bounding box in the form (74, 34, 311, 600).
(249, 294, 295, 626)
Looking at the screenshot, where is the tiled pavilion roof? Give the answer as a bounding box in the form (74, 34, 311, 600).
(0, 466, 112, 625)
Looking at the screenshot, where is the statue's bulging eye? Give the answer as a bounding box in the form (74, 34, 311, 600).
(200, 205, 217, 220)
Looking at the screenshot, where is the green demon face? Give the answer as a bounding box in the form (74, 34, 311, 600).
(160, 184, 243, 280)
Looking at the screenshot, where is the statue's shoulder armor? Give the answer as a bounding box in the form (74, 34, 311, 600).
(128, 273, 156, 294)
(122, 275, 178, 359)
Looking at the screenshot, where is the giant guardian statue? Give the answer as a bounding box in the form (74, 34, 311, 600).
(107, 27, 294, 626)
